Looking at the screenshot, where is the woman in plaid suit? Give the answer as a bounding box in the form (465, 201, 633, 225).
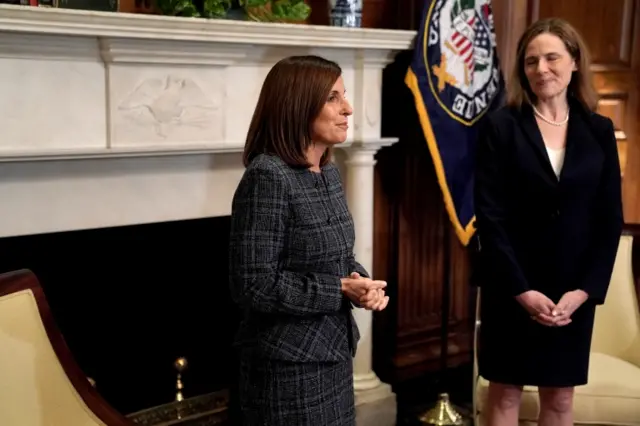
(229, 55, 389, 426)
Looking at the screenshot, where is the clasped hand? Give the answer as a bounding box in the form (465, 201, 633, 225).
(341, 272, 389, 311)
(515, 289, 588, 327)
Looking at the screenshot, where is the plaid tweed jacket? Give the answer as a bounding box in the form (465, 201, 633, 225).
(229, 153, 368, 363)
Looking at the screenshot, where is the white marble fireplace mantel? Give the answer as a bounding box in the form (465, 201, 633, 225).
(0, 4, 414, 231)
(0, 6, 416, 425)
(0, 5, 414, 161)
(0, 4, 416, 232)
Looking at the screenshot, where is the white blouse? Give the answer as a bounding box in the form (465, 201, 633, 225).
(545, 146, 566, 178)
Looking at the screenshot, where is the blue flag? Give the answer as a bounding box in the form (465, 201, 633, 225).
(405, 0, 505, 246)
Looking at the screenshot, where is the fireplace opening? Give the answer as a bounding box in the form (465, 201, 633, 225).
(0, 216, 240, 415)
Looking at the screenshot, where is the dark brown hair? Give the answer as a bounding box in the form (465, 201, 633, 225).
(243, 55, 342, 168)
(507, 17, 597, 111)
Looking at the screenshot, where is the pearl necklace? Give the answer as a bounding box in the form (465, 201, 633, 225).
(533, 105, 569, 126)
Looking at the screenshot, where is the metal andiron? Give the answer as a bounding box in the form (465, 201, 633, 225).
(175, 357, 188, 402)
(419, 393, 464, 426)
(125, 355, 230, 425)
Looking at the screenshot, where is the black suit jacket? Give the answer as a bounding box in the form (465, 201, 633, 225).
(474, 99, 624, 304)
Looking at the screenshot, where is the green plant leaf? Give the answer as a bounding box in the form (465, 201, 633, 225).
(156, 0, 200, 17)
(272, 0, 310, 21)
(203, 0, 232, 18)
(238, 0, 269, 7)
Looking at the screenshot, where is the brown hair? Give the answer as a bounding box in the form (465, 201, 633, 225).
(507, 17, 597, 111)
(243, 55, 342, 168)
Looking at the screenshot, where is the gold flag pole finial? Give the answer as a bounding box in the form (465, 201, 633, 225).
(418, 393, 465, 426)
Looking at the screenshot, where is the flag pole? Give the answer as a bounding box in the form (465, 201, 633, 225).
(418, 208, 464, 425)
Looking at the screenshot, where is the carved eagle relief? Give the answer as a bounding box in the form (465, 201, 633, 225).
(118, 75, 219, 138)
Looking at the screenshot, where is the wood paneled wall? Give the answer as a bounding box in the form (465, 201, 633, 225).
(370, 0, 474, 380)
(372, 71, 474, 381)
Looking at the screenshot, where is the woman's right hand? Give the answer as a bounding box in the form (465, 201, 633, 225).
(341, 276, 387, 309)
(515, 290, 559, 326)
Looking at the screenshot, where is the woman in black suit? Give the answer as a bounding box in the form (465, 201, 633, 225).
(475, 18, 623, 426)
(229, 55, 389, 426)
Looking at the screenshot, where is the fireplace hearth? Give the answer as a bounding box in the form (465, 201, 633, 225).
(0, 216, 239, 415)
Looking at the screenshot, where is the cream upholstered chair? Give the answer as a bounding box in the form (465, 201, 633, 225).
(0, 269, 134, 426)
(473, 234, 640, 425)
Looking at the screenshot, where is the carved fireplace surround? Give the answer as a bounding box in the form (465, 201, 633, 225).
(0, 5, 416, 425)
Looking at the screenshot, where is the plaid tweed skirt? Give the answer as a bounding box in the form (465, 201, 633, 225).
(238, 355, 355, 426)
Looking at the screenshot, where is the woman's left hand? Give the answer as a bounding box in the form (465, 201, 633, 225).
(351, 272, 389, 311)
(361, 289, 388, 311)
(551, 289, 589, 326)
